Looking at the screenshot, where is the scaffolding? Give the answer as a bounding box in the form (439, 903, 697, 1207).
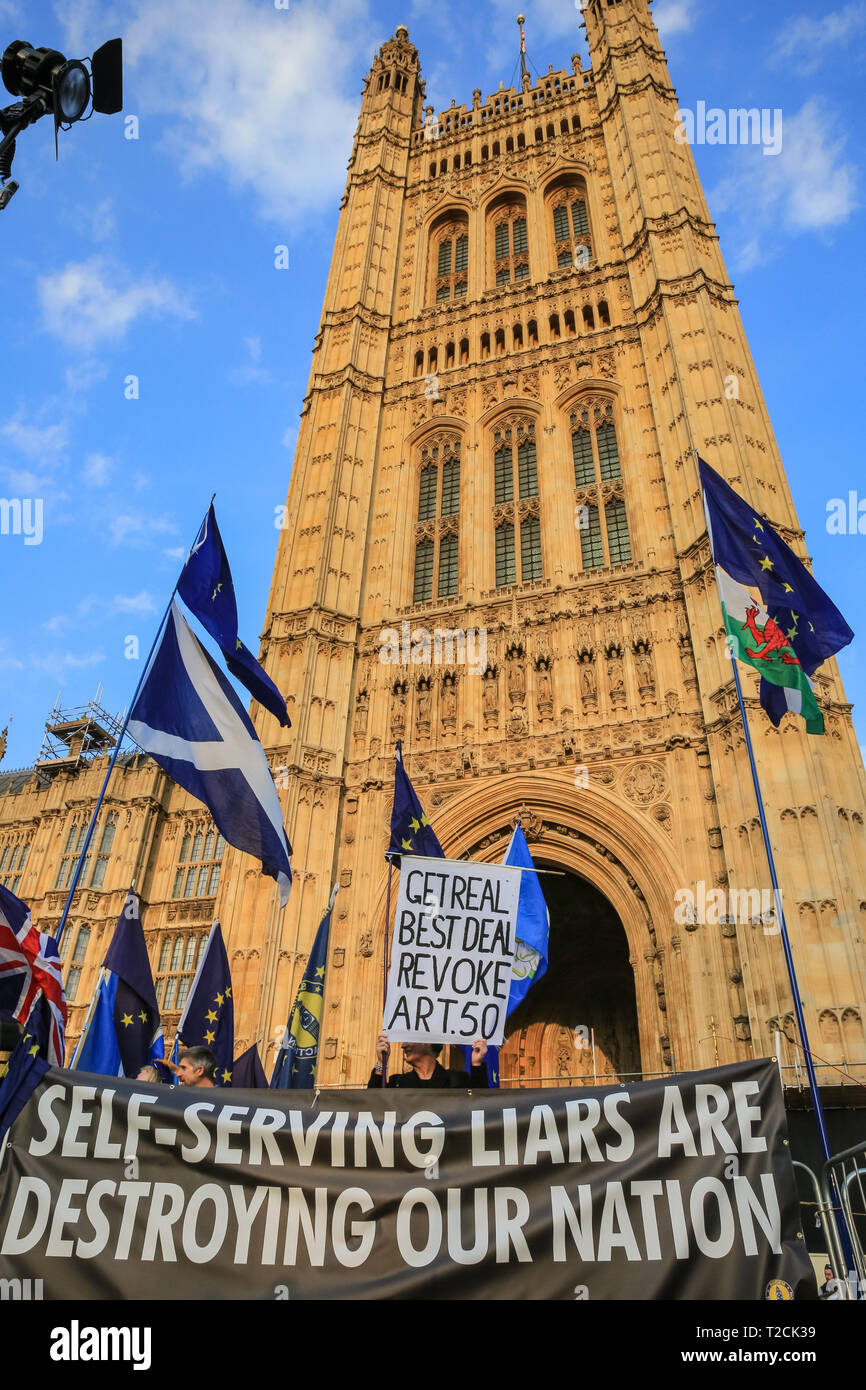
(35, 687, 125, 777)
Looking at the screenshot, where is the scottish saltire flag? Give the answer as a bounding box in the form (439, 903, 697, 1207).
(0, 1008, 50, 1144)
(103, 889, 163, 1075)
(178, 504, 290, 728)
(0, 884, 66, 1065)
(177, 921, 234, 1085)
(72, 971, 121, 1075)
(127, 601, 292, 905)
(230, 1043, 268, 1088)
(387, 740, 444, 863)
(700, 458, 854, 734)
(271, 906, 331, 1089)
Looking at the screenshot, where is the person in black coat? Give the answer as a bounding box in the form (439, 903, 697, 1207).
(368, 1032, 488, 1088)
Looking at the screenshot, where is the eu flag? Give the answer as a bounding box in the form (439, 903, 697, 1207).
(700, 457, 854, 734)
(0, 1010, 49, 1144)
(271, 907, 331, 1089)
(102, 888, 164, 1077)
(177, 921, 234, 1085)
(387, 740, 444, 863)
(178, 503, 290, 728)
(230, 1043, 268, 1088)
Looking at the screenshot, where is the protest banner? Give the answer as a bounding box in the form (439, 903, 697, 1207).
(0, 1059, 816, 1300)
(382, 856, 521, 1045)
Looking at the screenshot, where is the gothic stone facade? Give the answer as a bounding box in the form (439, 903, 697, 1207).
(2, 1, 865, 1084)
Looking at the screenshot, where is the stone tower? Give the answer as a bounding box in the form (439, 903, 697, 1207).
(215, 4, 866, 1089)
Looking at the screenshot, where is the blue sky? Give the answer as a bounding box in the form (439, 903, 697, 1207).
(0, 0, 863, 769)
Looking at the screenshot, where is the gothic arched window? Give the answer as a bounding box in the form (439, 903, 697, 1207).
(430, 213, 469, 304)
(491, 416, 542, 587)
(412, 434, 461, 601)
(546, 175, 593, 272)
(570, 399, 631, 572)
(489, 196, 529, 287)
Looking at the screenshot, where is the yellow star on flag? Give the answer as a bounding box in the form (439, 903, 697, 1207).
(29, 1042, 40, 1057)
(205, 1029, 216, 1044)
(222, 1069, 232, 1084)
(138, 1009, 148, 1023)
(782, 583, 794, 594)
(420, 813, 430, 827)
(206, 1009, 217, 1023)
(409, 816, 420, 832)
(225, 987, 231, 998)
(760, 555, 774, 572)
(121, 1013, 134, 1028)
(215, 992, 224, 1007)
(315, 965, 324, 977)
(211, 583, 222, 601)
(753, 518, 764, 530)
(401, 836, 413, 850)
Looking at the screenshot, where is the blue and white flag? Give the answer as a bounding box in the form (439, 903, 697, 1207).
(73, 888, 163, 1077)
(128, 601, 292, 905)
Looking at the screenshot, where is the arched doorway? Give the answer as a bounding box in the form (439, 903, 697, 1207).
(499, 868, 641, 1087)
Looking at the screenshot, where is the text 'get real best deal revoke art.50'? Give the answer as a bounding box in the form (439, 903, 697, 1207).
(382, 856, 521, 1045)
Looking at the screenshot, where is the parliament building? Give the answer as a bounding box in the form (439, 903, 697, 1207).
(2, 0, 865, 1091)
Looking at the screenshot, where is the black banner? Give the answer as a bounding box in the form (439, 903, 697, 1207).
(0, 1058, 815, 1299)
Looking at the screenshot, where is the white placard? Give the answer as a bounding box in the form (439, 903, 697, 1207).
(383, 856, 521, 1045)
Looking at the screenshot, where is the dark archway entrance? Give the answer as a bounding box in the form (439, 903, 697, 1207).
(499, 868, 641, 1087)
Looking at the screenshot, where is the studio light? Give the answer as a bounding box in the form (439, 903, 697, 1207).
(0, 35, 122, 209)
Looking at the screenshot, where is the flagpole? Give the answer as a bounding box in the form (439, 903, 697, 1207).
(381, 855, 397, 1087)
(55, 497, 216, 943)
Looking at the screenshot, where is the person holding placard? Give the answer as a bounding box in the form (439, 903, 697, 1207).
(368, 1033, 488, 1088)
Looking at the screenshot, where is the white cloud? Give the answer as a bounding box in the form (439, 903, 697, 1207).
(772, 3, 866, 74)
(229, 334, 272, 386)
(38, 256, 195, 350)
(110, 591, 158, 615)
(65, 359, 109, 394)
(709, 99, 857, 269)
(83, 452, 112, 486)
(60, 0, 373, 225)
(109, 510, 180, 547)
(163, 546, 186, 560)
(2, 414, 68, 459)
(652, 0, 697, 39)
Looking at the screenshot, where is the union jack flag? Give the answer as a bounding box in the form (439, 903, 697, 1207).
(0, 883, 67, 1066)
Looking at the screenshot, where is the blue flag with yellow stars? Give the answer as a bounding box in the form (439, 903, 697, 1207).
(271, 907, 331, 1089)
(700, 457, 854, 734)
(177, 921, 235, 1086)
(387, 740, 444, 865)
(101, 888, 164, 1077)
(0, 1006, 50, 1143)
(177, 502, 290, 729)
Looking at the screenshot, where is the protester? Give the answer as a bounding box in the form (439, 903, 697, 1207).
(818, 1263, 840, 1299)
(368, 1032, 488, 1088)
(136, 1065, 163, 1084)
(175, 1045, 217, 1087)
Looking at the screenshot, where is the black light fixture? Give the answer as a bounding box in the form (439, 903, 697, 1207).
(0, 36, 122, 209)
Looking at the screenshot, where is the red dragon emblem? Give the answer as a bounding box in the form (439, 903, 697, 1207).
(743, 606, 801, 665)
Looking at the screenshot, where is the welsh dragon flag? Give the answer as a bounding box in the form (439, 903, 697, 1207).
(700, 458, 853, 735)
